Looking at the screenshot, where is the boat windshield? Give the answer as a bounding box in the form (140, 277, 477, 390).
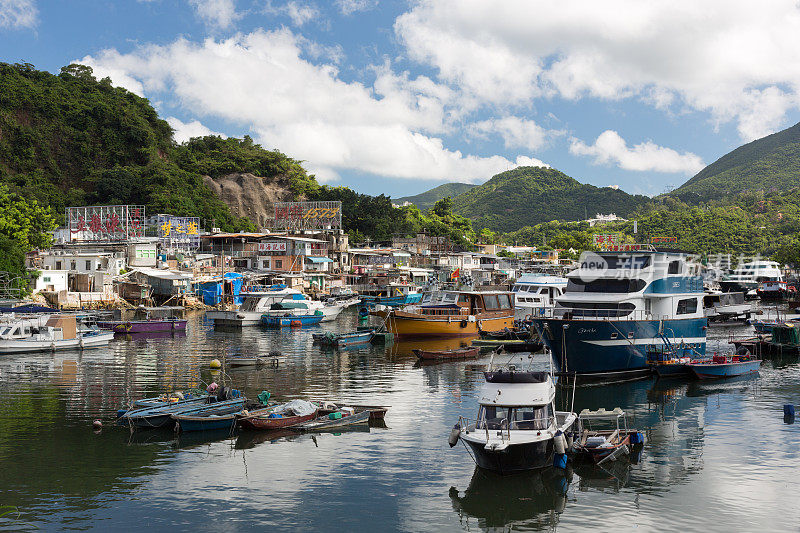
(477, 405, 551, 430)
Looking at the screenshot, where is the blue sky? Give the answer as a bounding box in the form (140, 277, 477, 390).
(3, 0, 800, 199)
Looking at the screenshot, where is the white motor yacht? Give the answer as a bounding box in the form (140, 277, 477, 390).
(0, 315, 114, 354)
(206, 287, 342, 326)
(512, 273, 567, 320)
(450, 354, 577, 474)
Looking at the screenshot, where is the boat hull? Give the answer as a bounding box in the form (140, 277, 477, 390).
(688, 360, 761, 379)
(0, 332, 115, 354)
(206, 310, 263, 327)
(98, 320, 187, 333)
(413, 346, 480, 360)
(389, 314, 513, 338)
(464, 438, 554, 475)
(532, 317, 706, 377)
(238, 411, 318, 430)
(261, 315, 323, 327)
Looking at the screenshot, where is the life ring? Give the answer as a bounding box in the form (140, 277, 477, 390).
(460, 319, 468, 328)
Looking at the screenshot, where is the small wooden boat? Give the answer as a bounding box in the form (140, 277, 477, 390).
(236, 402, 319, 430)
(132, 391, 208, 408)
(317, 404, 388, 420)
(172, 397, 252, 432)
(292, 409, 371, 432)
(227, 355, 282, 367)
(687, 354, 761, 379)
(413, 346, 480, 360)
(478, 327, 528, 341)
(572, 408, 643, 465)
(471, 339, 543, 353)
(119, 396, 220, 429)
(313, 330, 374, 347)
(646, 345, 693, 377)
(97, 317, 187, 333)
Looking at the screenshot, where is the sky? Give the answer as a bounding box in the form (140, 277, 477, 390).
(2, 0, 800, 199)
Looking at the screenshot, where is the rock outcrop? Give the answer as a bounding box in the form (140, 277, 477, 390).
(203, 173, 294, 229)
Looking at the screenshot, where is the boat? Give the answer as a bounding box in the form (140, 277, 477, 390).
(387, 290, 515, 338)
(313, 330, 374, 347)
(719, 260, 783, 294)
(413, 346, 480, 360)
(703, 291, 751, 322)
(206, 286, 340, 326)
(236, 400, 319, 430)
(450, 354, 578, 474)
(757, 280, 790, 301)
(472, 338, 544, 353)
(97, 308, 186, 333)
(646, 344, 694, 377)
(316, 403, 389, 420)
(687, 354, 762, 379)
(512, 273, 568, 320)
(118, 396, 227, 429)
(358, 283, 423, 307)
(478, 326, 529, 340)
(261, 302, 324, 327)
(132, 390, 209, 409)
(227, 353, 283, 367)
(572, 408, 643, 464)
(0, 315, 114, 354)
(172, 397, 253, 432)
(292, 408, 372, 431)
(532, 248, 707, 381)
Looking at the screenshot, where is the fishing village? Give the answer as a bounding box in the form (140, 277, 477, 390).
(3, 2, 800, 531)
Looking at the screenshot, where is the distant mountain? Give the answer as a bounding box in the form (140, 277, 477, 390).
(452, 166, 651, 232)
(393, 182, 477, 211)
(671, 121, 800, 203)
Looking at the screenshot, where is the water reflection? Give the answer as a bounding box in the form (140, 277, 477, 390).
(450, 467, 570, 531)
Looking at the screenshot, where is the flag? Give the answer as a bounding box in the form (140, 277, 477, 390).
(451, 268, 460, 280)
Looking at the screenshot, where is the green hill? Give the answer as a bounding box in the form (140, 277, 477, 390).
(452, 166, 651, 232)
(671, 121, 800, 203)
(393, 182, 476, 211)
(0, 62, 317, 230)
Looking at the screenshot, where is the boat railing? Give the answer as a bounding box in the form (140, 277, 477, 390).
(531, 307, 675, 322)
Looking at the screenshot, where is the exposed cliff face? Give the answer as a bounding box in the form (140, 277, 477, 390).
(202, 173, 294, 229)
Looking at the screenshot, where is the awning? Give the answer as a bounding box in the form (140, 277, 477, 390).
(306, 256, 333, 263)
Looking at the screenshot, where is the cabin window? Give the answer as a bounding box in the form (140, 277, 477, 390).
(477, 406, 513, 430)
(510, 405, 551, 430)
(458, 294, 470, 304)
(676, 297, 698, 315)
(497, 294, 511, 309)
(668, 261, 681, 274)
(483, 295, 500, 310)
(566, 278, 646, 293)
(557, 302, 635, 318)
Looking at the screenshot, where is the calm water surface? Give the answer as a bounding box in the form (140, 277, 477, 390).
(1, 308, 799, 531)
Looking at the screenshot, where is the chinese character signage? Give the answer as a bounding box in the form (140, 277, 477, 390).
(158, 215, 200, 250)
(273, 201, 342, 230)
(593, 233, 621, 250)
(258, 242, 287, 253)
(650, 236, 678, 245)
(67, 205, 145, 242)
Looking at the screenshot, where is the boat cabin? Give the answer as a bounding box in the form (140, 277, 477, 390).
(417, 291, 514, 317)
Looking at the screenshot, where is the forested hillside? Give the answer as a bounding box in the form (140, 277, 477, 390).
(452, 166, 651, 232)
(671, 121, 800, 203)
(393, 182, 476, 211)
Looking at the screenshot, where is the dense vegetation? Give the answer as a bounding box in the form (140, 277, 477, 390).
(452, 166, 651, 232)
(0, 184, 56, 286)
(670, 121, 800, 203)
(0, 62, 314, 232)
(393, 182, 476, 211)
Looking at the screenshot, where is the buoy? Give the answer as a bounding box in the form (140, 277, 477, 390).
(554, 431, 567, 454)
(448, 425, 461, 447)
(210, 359, 221, 369)
(92, 419, 102, 429)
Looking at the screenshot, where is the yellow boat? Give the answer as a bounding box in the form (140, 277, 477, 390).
(387, 291, 515, 338)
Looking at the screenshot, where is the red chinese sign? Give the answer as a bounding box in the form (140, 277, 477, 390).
(67, 205, 145, 242)
(273, 201, 342, 230)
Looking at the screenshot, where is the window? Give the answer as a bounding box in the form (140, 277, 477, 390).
(43, 277, 51, 282)
(566, 278, 646, 293)
(477, 405, 551, 430)
(70, 261, 76, 270)
(557, 302, 636, 318)
(497, 294, 511, 309)
(55, 261, 62, 270)
(86, 260, 92, 270)
(483, 294, 500, 310)
(668, 261, 681, 274)
(274, 260, 283, 269)
(676, 297, 698, 315)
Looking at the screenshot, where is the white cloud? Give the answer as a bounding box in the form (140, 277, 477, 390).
(335, 0, 377, 16)
(80, 29, 544, 183)
(188, 0, 240, 30)
(395, 0, 800, 140)
(569, 130, 705, 175)
(167, 117, 226, 143)
(0, 0, 37, 29)
(468, 117, 560, 151)
(264, 1, 319, 27)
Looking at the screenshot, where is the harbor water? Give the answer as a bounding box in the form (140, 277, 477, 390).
(1, 308, 800, 531)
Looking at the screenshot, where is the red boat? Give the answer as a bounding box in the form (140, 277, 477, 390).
(413, 346, 480, 360)
(236, 407, 319, 430)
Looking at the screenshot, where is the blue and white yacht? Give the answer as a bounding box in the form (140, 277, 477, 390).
(531, 248, 706, 381)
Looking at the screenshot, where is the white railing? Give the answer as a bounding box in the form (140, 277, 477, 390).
(530, 306, 674, 322)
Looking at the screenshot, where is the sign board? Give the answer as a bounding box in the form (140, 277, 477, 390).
(273, 201, 342, 230)
(158, 215, 200, 250)
(67, 205, 145, 242)
(593, 233, 622, 250)
(651, 236, 678, 245)
(258, 241, 288, 253)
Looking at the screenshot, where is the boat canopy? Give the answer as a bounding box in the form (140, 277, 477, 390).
(478, 379, 553, 407)
(578, 407, 625, 420)
(270, 301, 311, 310)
